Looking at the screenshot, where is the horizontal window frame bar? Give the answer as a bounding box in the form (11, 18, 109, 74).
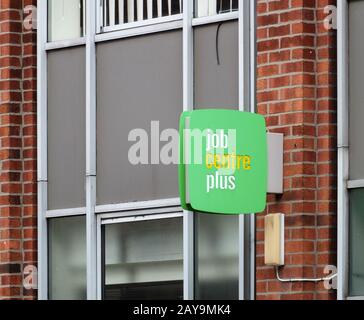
(347, 296, 364, 300)
(347, 179, 364, 189)
(45, 198, 181, 219)
(98, 206, 182, 222)
(192, 11, 239, 27)
(46, 207, 86, 219)
(95, 19, 183, 42)
(95, 197, 181, 214)
(101, 211, 183, 225)
(45, 37, 86, 51)
(100, 13, 183, 33)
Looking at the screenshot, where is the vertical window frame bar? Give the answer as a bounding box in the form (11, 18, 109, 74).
(238, 0, 256, 301)
(337, 0, 350, 301)
(86, 0, 98, 300)
(182, 0, 194, 301)
(37, 0, 49, 300)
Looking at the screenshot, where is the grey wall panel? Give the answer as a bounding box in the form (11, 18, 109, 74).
(194, 21, 238, 110)
(349, 1, 364, 180)
(97, 31, 182, 205)
(47, 47, 86, 209)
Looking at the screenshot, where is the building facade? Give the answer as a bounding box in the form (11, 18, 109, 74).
(0, 0, 362, 300)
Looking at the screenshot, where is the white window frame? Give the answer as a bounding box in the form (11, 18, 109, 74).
(96, 0, 239, 35)
(337, 0, 364, 300)
(37, 0, 256, 300)
(97, 0, 184, 33)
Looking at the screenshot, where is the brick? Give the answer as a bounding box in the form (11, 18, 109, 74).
(0, 0, 38, 300)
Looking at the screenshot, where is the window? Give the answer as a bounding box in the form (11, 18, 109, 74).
(195, 0, 238, 18)
(48, 216, 87, 300)
(48, 0, 85, 42)
(101, 0, 183, 30)
(194, 213, 239, 299)
(349, 189, 364, 296)
(102, 216, 183, 300)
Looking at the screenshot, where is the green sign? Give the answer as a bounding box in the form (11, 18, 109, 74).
(179, 109, 267, 214)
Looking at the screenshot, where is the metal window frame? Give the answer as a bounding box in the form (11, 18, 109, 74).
(337, 0, 349, 301)
(37, 0, 48, 301)
(45, 37, 86, 51)
(38, 0, 256, 300)
(238, 0, 256, 301)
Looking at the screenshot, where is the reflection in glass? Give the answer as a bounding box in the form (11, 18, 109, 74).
(103, 217, 183, 300)
(195, 213, 239, 300)
(48, 216, 86, 300)
(349, 188, 364, 296)
(48, 0, 84, 42)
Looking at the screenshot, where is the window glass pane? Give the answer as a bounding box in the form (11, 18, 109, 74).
(103, 217, 183, 300)
(349, 188, 364, 296)
(48, 216, 86, 300)
(48, 0, 84, 42)
(349, 0, 364, 180)
(194, 21, 239, 109)
(195, 213, 239, 300)
(96, 31, 182, 205)
(47, 47, 86, 210)
(102, 0, 182, 28)
(195, 0, 238, 18)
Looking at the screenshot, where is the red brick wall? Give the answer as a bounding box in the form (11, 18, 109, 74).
(0, 0, 37, 300)
(256, 0, 337, 300)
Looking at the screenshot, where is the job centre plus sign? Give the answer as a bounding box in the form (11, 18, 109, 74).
(179, 109, 267, 215)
